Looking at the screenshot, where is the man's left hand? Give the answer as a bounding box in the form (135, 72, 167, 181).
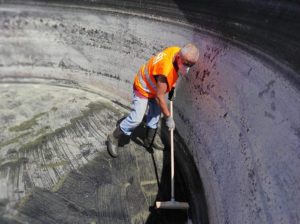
(166, 116, 175, 130)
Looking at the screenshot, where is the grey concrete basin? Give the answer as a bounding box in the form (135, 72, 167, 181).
(0, 1, 299, 223)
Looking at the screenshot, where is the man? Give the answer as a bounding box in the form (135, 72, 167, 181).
(107, 43, 199, 157)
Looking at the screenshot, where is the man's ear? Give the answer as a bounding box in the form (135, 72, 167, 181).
(173, 53, 180, 70)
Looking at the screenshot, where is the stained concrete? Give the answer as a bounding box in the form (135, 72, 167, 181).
(0, 1, 299, 224)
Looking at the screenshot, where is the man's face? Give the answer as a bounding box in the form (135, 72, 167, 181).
(177, 54, 194, 77)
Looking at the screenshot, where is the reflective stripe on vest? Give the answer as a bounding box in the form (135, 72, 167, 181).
(137, 64, 157, 94)
(137, 70, 149, 93)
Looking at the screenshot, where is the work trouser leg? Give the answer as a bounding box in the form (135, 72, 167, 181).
(119, 92, 148, 136)
(107, 92, 148, 157)
(146, 98, 161, 129)
(144, 99, 164, 150)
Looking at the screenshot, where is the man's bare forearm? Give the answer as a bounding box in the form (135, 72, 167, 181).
(155, 94, 170, 117)
(155, 75, 171, 117)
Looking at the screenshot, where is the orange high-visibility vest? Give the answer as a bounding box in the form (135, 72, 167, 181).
(134, 46, 180, 98)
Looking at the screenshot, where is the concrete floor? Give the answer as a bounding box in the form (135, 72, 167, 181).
(0, 83, 185, 223)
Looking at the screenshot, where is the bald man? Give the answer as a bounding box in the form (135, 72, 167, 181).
(107, 43, 200, 157)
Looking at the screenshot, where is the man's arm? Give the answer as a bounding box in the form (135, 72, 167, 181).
(155, 75, 170, 117)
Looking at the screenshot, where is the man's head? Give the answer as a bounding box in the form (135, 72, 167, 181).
(175, 43, 199, 77)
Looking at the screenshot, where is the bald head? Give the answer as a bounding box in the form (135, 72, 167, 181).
(179, 43, 199, 65)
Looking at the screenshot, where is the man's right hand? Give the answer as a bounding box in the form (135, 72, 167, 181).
(166, 116, 175, 130)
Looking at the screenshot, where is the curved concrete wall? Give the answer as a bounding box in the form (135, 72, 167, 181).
(1, 1, 299, 223)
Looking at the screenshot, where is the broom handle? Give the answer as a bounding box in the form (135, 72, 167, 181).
(170, 100, 175, 201)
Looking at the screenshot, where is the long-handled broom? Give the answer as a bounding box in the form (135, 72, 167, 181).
(156, 100, 189, 209)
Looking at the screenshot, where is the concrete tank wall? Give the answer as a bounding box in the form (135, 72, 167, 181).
(175, 37, 300, 223)
(1, 1, 300, 223)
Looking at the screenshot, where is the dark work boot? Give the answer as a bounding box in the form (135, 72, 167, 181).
(144, 127, 165, 151)
(107, 125, 130, 158)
